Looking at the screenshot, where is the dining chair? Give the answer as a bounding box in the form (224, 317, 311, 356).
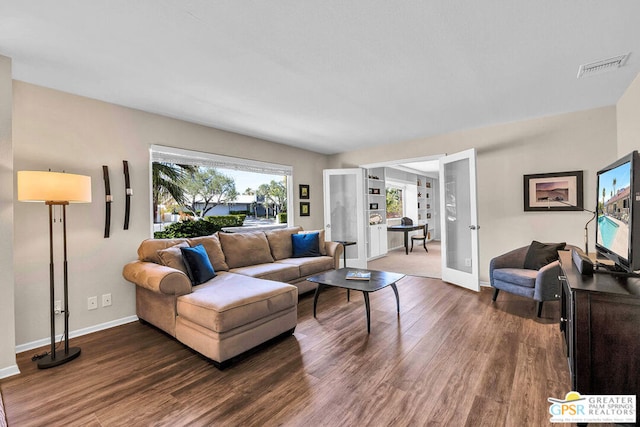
(410, 223, 428, 252)
(400, 217, 413, 225)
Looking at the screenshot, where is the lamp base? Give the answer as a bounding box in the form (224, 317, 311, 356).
(37, 347, 81, 369)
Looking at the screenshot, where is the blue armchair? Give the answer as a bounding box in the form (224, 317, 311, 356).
(489, 243, 568, 317)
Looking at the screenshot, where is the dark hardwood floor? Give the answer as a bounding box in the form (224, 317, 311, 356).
(1, 276, 584, 426)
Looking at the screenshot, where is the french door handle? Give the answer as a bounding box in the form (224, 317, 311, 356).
(469, 225, 480, 230)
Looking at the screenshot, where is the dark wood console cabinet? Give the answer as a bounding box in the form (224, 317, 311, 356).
(559, 251, 640, 402)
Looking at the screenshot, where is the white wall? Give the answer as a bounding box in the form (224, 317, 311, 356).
(330, 107, 619, 282)
(617, 72, 640, 157)
(0, 56, 18, 376)
(11, 81, 329, 350)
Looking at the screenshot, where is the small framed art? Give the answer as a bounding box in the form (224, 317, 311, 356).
(300, 202, 310, 216)
(299, 184, 310, 199)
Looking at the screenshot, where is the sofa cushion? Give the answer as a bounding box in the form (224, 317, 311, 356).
(176, 272, 297, 333)
(265, 226, 303, 260)
(298, 229, 327, 255)
(188, 233, 230, 272)
(157, 242, 189, 274)
(524, 241, 566, 270)
(493, 268, 537, 288)
(138, 238, 188, 264)
(230, 262, 300, 283)
(291, 233, 321, 257)
(181, 244, 216, 285)
(218, 231, 274, 269)
(277, 256, 334, 277)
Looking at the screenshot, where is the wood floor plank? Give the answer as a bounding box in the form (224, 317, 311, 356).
(1, 278, 585, 427)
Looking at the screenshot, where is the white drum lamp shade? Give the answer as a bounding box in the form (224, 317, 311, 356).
(18, 171, 92, 203)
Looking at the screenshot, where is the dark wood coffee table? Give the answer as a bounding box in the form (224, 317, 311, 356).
(307, 268, 404, 333)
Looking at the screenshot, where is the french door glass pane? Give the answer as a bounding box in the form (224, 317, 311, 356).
(444, 158, 472, 273)
(329, 174, 358, 261)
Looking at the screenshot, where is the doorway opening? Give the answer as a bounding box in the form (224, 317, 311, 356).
(361, 155, 444, 279)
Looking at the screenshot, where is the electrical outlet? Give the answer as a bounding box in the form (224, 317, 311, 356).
(88, 296, 98, 310)
(465, 258, 472, 267)
(54, 300, 62, 315)
(102, 293, 112, 307)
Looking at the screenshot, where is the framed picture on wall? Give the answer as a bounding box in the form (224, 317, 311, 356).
(300, 202, 310, 216)
(523, 170, 583, 211)
(299, 184, 310, 199)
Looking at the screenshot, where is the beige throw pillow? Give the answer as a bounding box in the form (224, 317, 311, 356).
(218, 231, 275, 269)
(156, 242, 189, 274)
(265, 226, 303, 260)
(188, 233, 230, 272)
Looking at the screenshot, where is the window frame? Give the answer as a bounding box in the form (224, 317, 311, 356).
(150, 145, 294, 228)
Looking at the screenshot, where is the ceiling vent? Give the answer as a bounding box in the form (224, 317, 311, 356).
(577, 53, 630, 78)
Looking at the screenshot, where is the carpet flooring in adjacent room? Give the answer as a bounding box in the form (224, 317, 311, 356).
(1, 275, 578, 426)
(368, 241, 441, 279)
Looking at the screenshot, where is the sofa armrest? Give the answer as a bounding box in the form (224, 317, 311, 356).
(324, 241, 344, 270)
(122, 260, 192, 296)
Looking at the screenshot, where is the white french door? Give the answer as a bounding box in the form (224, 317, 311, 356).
(323, 168, 367, 269)
(439, 149, 480, 291)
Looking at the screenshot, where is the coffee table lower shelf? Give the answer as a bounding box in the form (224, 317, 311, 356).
(307, 268, 404, 333)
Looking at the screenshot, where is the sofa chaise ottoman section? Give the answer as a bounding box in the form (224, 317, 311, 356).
(175, 272, 297, 368)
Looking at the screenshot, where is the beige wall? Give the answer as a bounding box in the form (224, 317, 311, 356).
(2, 72, 637, 376)
(617, 72, 640, 157)
(330, 107, 619, 282)
(0, 56, 17, 375)
(11, 81, 328, 349)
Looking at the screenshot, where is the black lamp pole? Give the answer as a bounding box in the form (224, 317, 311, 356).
(550, 197, 597, 255)
(37, 201, 81, 369)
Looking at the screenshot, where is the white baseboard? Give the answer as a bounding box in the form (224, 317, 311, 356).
(0, 364, 20, 380)
(15, 315, 139, 354)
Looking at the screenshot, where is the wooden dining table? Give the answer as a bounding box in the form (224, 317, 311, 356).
(387, 224, 423, 255)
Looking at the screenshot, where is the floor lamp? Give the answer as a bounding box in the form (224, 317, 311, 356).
(17, 171, 92, 369)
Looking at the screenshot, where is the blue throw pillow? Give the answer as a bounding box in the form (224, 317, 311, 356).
(291, 232, 320, 258)
(180, 244, 216, 285)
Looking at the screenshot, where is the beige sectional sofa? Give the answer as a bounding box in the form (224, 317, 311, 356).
(123, 226, 343, 368)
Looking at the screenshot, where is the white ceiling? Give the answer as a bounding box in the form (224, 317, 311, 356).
(1, 1, 639, 155)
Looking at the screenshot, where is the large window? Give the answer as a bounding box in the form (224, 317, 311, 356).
(151, 145, 293, 228)
(386, 185, 404, 219)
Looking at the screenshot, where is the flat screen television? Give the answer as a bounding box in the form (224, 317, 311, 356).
(595, 150, 640, 273)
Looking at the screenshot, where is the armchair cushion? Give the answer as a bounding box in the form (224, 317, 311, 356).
(493, 268, 537, 288)
(523, 241, 566, 270)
